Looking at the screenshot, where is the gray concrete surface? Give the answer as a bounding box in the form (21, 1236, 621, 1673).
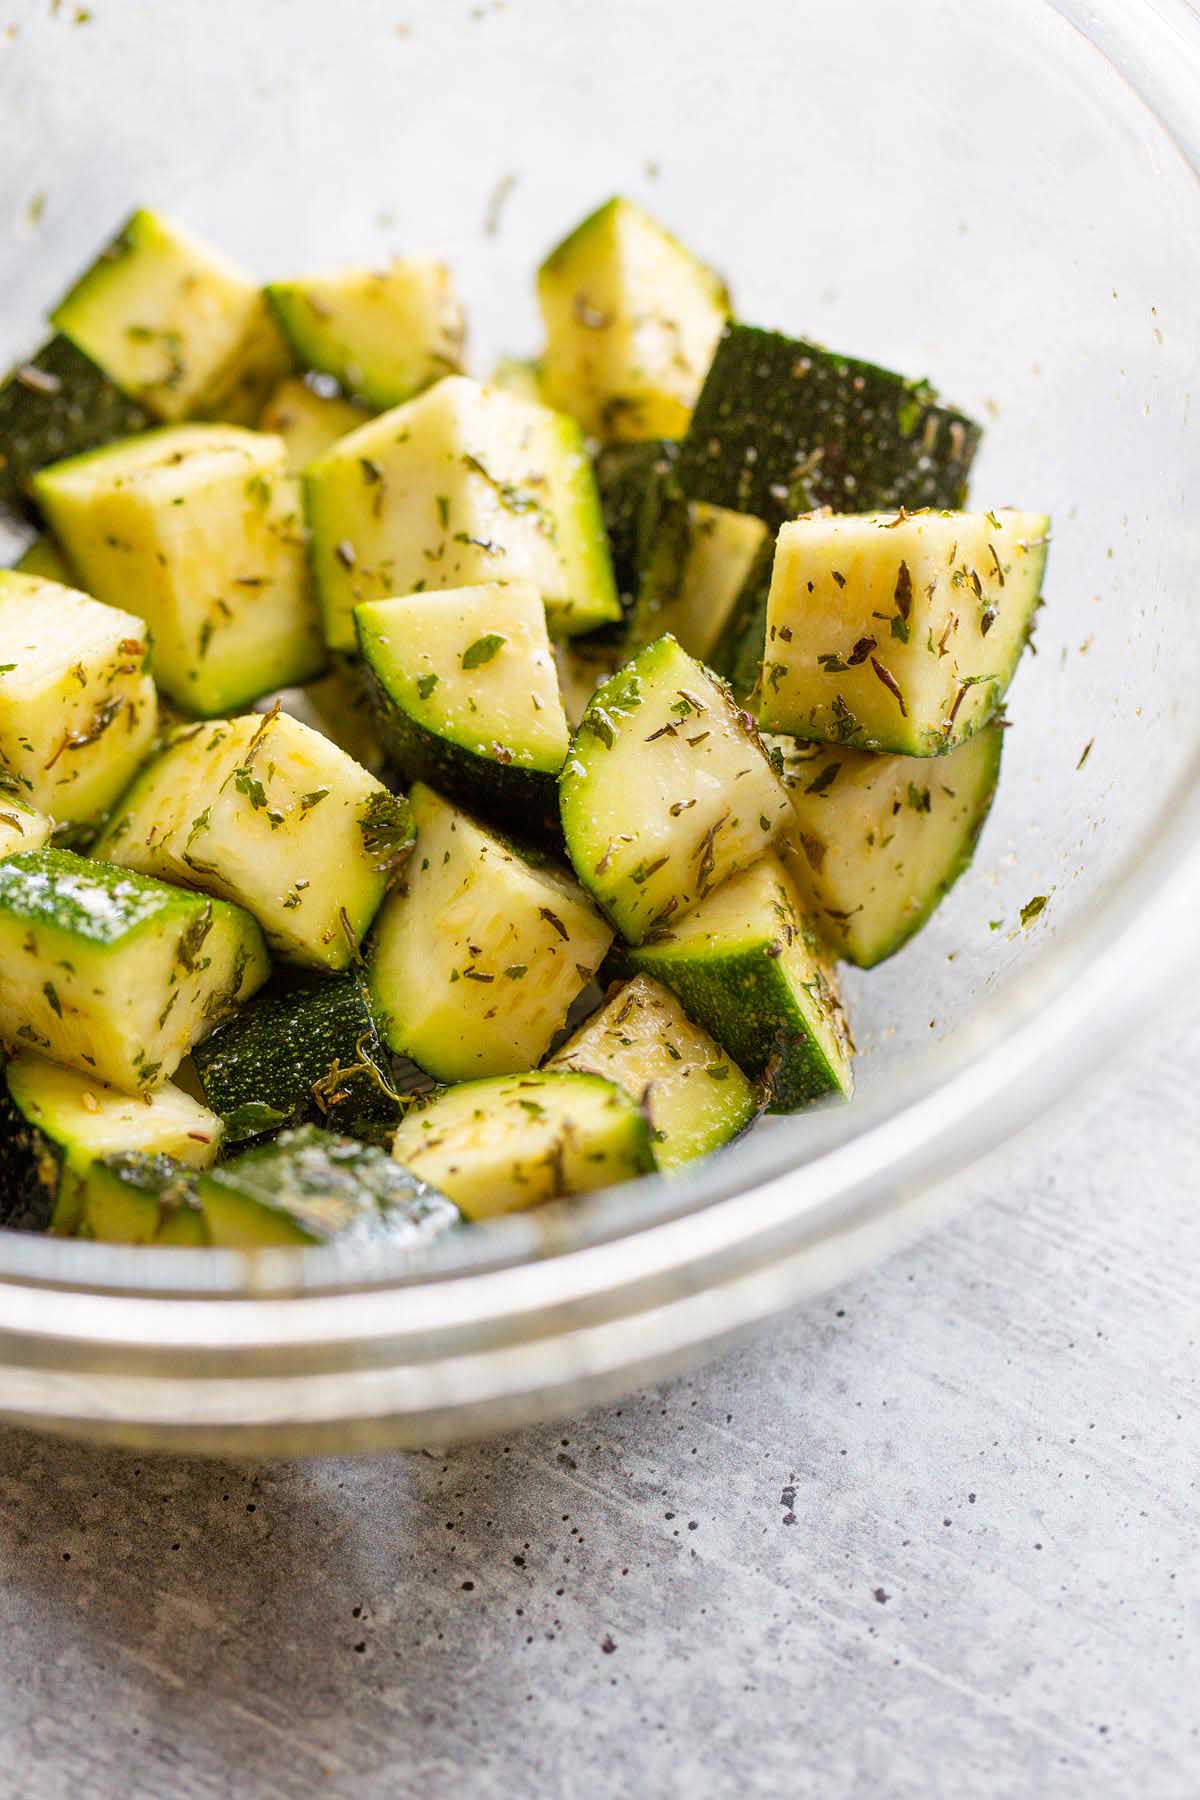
(0, 1008, 1194, 1798)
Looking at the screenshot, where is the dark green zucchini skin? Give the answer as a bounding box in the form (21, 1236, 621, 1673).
(677, 324, 981, 523)
(0, 1076, 61, 1232)
(191, 973, 402, 1148)
(593, 438, 686, 634)
(199, 1125, 461, 1247)
(0, 335, 151, 524)
(706, 528, 776, 695)
(362, 663, 563, 846)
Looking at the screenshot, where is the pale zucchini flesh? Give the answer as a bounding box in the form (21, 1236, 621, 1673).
(547, 973, 758, 1168)
(0, 847, 269, 1091)
(355, 582, 569, 835)
(304, 375, 621, 651)
(267, 257, 465, 409)
(632, 852, 855, 1112)
(554, 640, 620, 733)
(96, 709, 411, 970)
(559, 633, 791, 945)
(77, 1153, 208, 1246)
(538, 198, 729, 442)
(51, 209, 275, 423)
(368, 783, 612, 1082)
(0, 570, 158, 826)
(13, 534, 75, 584)
(758, 509, 1049, 753)
(0, 793, 53, 859)
(0, 1052, 221, 1236)
(33, 425, 325, 716)
(258, 375, 369, 473)
(772, 726, 1003, 966)
(390, 1070, 655, 1219)
(489, 356, 546, 404)
(631, 501, 769, 661)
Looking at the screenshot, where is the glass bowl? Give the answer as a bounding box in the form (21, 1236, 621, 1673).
(0, 0, 1195, 1452)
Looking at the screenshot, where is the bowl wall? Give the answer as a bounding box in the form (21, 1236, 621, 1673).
(0, 0, 1195, 1448)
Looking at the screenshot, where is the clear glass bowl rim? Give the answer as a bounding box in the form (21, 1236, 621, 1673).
(0, 0, 1196, 1448)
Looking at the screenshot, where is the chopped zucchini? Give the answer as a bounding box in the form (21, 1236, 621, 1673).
(559, 633, 790, 945)
(0, 793, 53, 859)
(0, 1051, 221, 1235)
(631, 501, 768, 661)
(258, 375, 369, 473)
(195, 296, 293, 428)
(546, 974, 757, 1168)
(0, 847, 268, 1090)
(0, 569, 158, 825)
(490, 356, 545, 403)
(355, 582, 570, 838)
(266, 257, 465, 409)
(631, 852, 854, 1111)
(538, 198, 729, 441)
(13, 533, 75, 584)
(51, 209, 283, 423)
(677, 324, 981, 521)
(95, 709, 411, 969)
(772, 726, 1003, 966)
(0, 335, 151, 523)
(757, 508, 1050, 753)
(33, 425, 324, 716)
(390, 1070, 655, 1219)
(368, 782, 612, 1082)
(304, 375, 620, 651)
(192, 972, 401, 1146)
(194, 1124, 460, 1249)
(77, 1152, 207, 1245)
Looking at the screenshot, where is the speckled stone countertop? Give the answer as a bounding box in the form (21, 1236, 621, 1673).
(0, 1007, 1194, 1799)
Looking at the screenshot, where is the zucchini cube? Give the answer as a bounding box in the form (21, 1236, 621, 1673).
(547, 973, 758, 1169)
(390, 1071, 655, 1219)
(773, 727, 1004, 967)
(559, 633, 791, 945)
(267, 257, 465, 409)
(631, 501, 769, 662)
(758, 508, 1050, 753)
(192, 973, 401, 1145)
(195, 1125, 460, 1249)
(0, 335, 151, 521)
(96, 709, 411, 971)
(258, 376, 369, 474)
(304, 375, 620, 651)
(33, 425, 325, 716)
(632, 852, 854, 1112)
(368, 782, 613, 1082)
(78, 1153, 208, 1246)
(51, 209, 289, 423)
(677, 324, 981, 522)
(0, 1051, 221, 1236)
(538, 198, 729, 442)
(0, 570, 158, 825)
(0, 847, 269, 1091)
(355, 581, 570, 840)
